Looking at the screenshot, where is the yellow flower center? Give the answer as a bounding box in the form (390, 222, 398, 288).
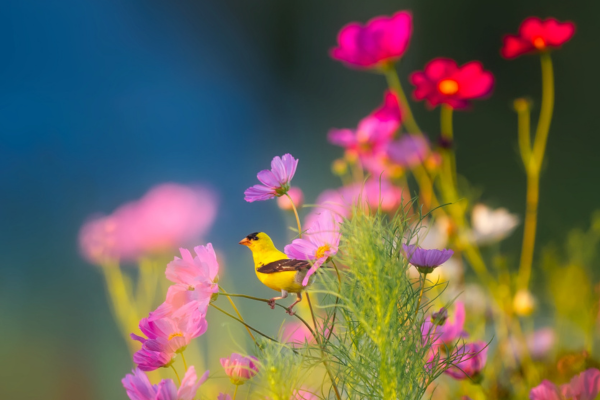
(438, 79, 459, 95)
(533, 36, 546, 50)
(168, 332, 184, 341)
(315, 244, 331, 259)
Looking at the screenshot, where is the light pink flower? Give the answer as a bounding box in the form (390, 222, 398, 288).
(220, 353, 259, 385)
(331, 11, 412, 68)
(277, 187, 304, 210)
(122, 366, 209, 400)
(244, 154, 298, 202)
(285, 210, 342, 286)
(151, 244, 219, 320)
(132, 307, 207, 371)
(295, 389, 319, 400)
(562, 369, 600, 400)
(217, 394, 232, 400)
(422, 302, 467, 346)
(282, 322, 315, 346)
(79, 183, 218, 263)
(444, 341, 488, 380)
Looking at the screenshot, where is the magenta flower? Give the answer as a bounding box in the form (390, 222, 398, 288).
(244, 154, 298, 202)
(132, 307, 207, 371)
(277, 187, 304, 211)
(151, 244, 219, 320)
(422, 302, 467, 346)
(387, 134, 430, 168)
(403, 244, 454, 274)
(501, 17, 576, 59)
(285, 210, 342, 286)
(410, 58, 494, 110)
(218, 394, 232, 400)
(122, 366, 209, 400)
(330, 11, 412, 68)
(220, 353, 259, 385)
(444, 341, 488, 380)
(530, 369, 600, 400)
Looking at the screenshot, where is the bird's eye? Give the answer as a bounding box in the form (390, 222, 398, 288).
(252, 236, 259, 241)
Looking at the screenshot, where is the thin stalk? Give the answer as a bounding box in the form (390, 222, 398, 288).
(285, 192, 303, 238)
(181, 351, 188, 371)
(415, 272, 428, 317)
(382, 64, 421, 133)
(171, 365, 181, 385)
(233, 385, 239, 400)
(326, 260, 342, 342)
(209, 303, 278, 343)
(220, 287, 258, 347)
(440, 104, 457, 187)
(516, 103, 532, 165)
(518, 52, 555, 290)
(306, 293, 342, 400)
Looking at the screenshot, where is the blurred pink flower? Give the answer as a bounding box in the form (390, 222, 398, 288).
(285, 210, 341, 286)
(295, 389, 319, 400)
(444, 341, 488, 380)
(422, 302, 467, 346)
(132, 306, 207, 371)
(282, 321, 315, 346)
(79, 183, 218, 263)
(122, 366, 209, 400)
(217, 394, 232, 400)
(244, 154, 298, 202)
(328, 91, 401, 177)
(501, 17, 575, 59)
(387, 134, 430, 168)
(151, 244, 219, 320)
(220, 353, 259, 385)
(530, 369, 600, 400)
(277, 187, 304, 210)
(527, 328, 556, 360)
(410, 58, 494, 110)
(330, 11, 412, 68)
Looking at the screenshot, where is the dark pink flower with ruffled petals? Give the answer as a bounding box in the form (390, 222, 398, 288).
(331, 11, 412, 68)
(410, 58, 494, 110)
(501, 17, 575, 59)
(444, 341, 488, 380)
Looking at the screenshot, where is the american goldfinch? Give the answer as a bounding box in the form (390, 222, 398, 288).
(239, 232, 311, 314)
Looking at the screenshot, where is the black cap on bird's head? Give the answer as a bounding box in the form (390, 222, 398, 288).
(239, 232, 260, 246)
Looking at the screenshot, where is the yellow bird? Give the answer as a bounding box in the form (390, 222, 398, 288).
(239, 232, 311, 314)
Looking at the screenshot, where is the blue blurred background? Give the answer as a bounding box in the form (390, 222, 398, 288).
(0, 0, 598, 398)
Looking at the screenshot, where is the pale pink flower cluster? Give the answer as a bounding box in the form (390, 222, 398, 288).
(79, 183, 218, 264)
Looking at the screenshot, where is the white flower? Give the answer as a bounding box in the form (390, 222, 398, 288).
(471, 204, 519, 245)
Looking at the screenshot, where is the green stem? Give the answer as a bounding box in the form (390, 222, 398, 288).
(180, 351, 188, 371)
(518, 52, 555, 290)
(285, 192, 303, 238)
(209, 303, 278, 343)
(233, 384, 239, 400)
(382, 64, 421, 134)
(326, 260, 342, 342)
(415, 272, 428, 317)
(440, 104, 457, 188)
(171, 365, 181, 385)
(220, 287, 258, 347)
(306, 293, 342, 400)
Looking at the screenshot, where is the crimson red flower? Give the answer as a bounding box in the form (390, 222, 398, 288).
(330, 11, 412, 68)
(501, 17, 575, 59)
(409, 58, 494, 110)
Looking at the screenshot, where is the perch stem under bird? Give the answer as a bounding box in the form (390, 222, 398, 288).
(239, 232, 313, 315)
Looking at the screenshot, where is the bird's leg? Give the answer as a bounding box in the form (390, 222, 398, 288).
(285, 292, 303, 315)
(267, 290, 288, 310)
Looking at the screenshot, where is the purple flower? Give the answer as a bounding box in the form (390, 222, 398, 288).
(244, 154, 298, 202)
(387, 134, 430, 168)
(285, 210, 341, 286)
(122, 366, 209, 400)
(402, 244, 453, 274)
(444, 341, 488, 380)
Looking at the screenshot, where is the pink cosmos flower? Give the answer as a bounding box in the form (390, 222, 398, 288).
(501, 17, 576, 59)
(530, 369, 600, 400)
(330, 11, 412, 68)
(285, 210, 342, 286)
(217, 394, 232, 400)
(220, 353, 259, 385)
(277, 187, 304, 210)
(444, 341, 488, 380)
(422, 302, 467, 348)
(296, 389, 319, 400)
(122, 366, 209, 400)
(282, 321, 315, 346)
(328, 91, 401, 177)
(410, 58, 494, 110)
(244, 154, 298, 202)
(132, 307, 207, 371)
(403, 244, 454, 274)
(387, 134, 430, 168)
(78, 183, 218, 263)
(151, 244, 220, 321)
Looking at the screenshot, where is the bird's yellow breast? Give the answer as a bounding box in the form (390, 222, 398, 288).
(256, 269, 304, 293)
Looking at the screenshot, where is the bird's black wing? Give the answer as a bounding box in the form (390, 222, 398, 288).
(257, 259, 311, 274)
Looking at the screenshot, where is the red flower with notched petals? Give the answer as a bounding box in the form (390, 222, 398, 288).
(501, 17, 575, 59)
(409, 58, 494, 110)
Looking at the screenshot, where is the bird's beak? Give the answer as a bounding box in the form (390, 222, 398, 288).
(239, 238, 251, 246)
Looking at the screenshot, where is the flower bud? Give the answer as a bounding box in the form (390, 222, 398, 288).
(513, 289, 536, 316)
(276, 187, 303, 210)
(220, 353, 259, 385)
(331, 159, 348, 176)
(513, 98, 532, 113)
(431, 307, 448, 326)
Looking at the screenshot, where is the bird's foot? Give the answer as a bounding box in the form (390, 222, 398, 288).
(267, 299, 276, 310)
(285, 307, 296, 316)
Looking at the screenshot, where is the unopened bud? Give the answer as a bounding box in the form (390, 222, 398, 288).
(331, 159, 348, 176)
(513, 289, 536, 316)
(513, 98, 532, 113)
(431, 307, 448, 326)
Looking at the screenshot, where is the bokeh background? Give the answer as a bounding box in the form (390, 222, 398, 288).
(1, 0, 598, 398)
